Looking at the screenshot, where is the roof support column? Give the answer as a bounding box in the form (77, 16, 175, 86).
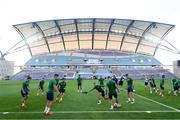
(54, 20, 66, 51)
(135, 22, 156, 53)
(92, 19, 95, 49)
(74, 19, 80, 50)
(153, 25, 175, 56)
(120, 20, 135, 50)
(33, 22, 51, 53)
(13, 26, 33, 56)
(105, 19, 115, 49)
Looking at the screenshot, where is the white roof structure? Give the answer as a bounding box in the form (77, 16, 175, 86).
(12, 18, 175, 56)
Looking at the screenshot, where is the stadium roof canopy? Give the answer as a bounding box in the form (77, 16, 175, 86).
(12, 18, 175, 56)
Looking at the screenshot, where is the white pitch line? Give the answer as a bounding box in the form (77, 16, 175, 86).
(135, 93, 180, 111)
(1, 110, 180, 114)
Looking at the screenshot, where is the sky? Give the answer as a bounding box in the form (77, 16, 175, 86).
(0, 0, 180, 70)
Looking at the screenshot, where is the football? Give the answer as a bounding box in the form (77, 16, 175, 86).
(114, 103, 118, 107)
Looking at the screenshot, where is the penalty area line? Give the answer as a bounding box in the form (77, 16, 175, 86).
(1, 110, 180, 114)
(135, 93, 180, 111)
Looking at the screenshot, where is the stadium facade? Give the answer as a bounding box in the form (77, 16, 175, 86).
(0, 58, 14, 80)
(10, 18, 177, 80)
(173, 60, 180, 78)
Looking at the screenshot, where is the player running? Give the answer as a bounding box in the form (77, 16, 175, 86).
(159, 75, 165, 97)
(144, 75, 148, 88)
(125, 74, 135, 104)
(148, 75, 158, 94)
(37, 77, 45, 96)
(20, 75, 32, 109)
(106, 78, 121, 110)
(77, 75, 83, 93)
(44, 74, 61, 115)
(56, 78, 67, 103)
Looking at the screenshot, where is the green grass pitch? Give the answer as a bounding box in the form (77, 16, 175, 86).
(0, 79, 180, 119)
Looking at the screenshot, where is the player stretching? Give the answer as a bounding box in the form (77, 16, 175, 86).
(86, 83, 107, 104)
(20, 75, 32, 109)
(77, 75, 82, 92)
(55, 76, 60, 85)
(159, 75, 165, 97)
(112, 74, 118, 85)
(125, 74, 135, 104)
(168, 78, 177, 94)
(56, 78, 67, 102)
(99, 76, 105, 87)
(107, 78, 121, 110)
(173, 79, 180, 96)
(44, 74, 61, 115)
(37, 77, 45, 96)
(118, 75, 125, 90)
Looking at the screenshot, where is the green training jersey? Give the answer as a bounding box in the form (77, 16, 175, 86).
(39, 80, 45, 87)
(174, 80, 180, 87)
(107, 80, 116, 94)
(61, 77, 66, 80)
(148, 78, 152, 83)
(22, 80, 30, 91)
(160, 78, 164, 86)
(94, 85, 103, 92)
(77, 77, 82, 84)
(126, 77, 133, 88)
(99, 78, 104, 86)
(59, 81, 66, 89)
(55, 79, 60, 85)
(172, 79, 177, 86)
(47, 79, 57, 93)
(152, 78, 155, 85)
(112, 77, 118, 84)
